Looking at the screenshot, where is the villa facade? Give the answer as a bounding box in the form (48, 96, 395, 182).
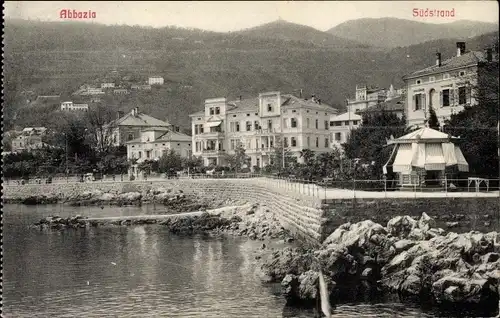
(189, 91, 338, 169)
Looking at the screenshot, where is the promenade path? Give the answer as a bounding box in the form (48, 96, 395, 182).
(5, 176, 499, 200)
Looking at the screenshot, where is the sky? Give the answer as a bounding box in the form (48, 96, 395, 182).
(4, 1, 499, 32)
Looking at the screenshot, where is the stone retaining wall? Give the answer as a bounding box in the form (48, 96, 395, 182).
(5, 180, 499, 245)
(2, 179, 325, 245)
(320, 197, 500, 241)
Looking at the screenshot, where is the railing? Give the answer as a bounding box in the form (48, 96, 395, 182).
(201, 149, 226, 155)
(3, 175, 500, 199)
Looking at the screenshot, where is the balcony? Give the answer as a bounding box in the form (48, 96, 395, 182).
(254, 128, 279, 135)
(200, 131, 225, 138)
(201, 149, 226, 155)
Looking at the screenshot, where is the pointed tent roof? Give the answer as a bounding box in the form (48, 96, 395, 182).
(388, 127, 455, 144)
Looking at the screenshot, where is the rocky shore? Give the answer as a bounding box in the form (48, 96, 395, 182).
(11, 187, 212, 212)
(29, 204, 500, 316)
(258, 212, 500, 316)
(29, 204, 294, 243)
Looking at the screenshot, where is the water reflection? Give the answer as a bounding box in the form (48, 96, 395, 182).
(4, 204, 437, 317)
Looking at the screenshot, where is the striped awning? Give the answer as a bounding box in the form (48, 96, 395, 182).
(392, 143, 413, 173)
(424, 143, 446, 170)
(454, 146, 469, 172)
(205, 121, 222, 128)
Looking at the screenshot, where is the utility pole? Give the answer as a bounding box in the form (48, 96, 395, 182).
(65, 133, 68, 180)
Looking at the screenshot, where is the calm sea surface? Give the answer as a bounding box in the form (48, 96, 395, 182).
(3, 204, 436, 317)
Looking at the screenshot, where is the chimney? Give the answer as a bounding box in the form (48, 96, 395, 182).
(486, 48, 493, 62)
(318, 99, 321, 105)
(299, 89, 303, 98)
(456, 42, 466, 57)
(311, 94, 316, 102)
(239, 95, 242, 101)
(131, 108, 135, 116)
(436, 52, 442, 67)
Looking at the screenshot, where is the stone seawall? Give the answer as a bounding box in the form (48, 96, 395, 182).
(5, 180, 499, 245)
(3, 179, 325, 245)
(321, 197, 500, 241)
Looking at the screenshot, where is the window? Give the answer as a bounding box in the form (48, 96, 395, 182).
(413, 93, 424, 111)
(267, 119, 273, 130)
(459, 71, 466, 77)
(344, 121, 350, 126)
(416, 80, 422, 85)
(292, 110, 296, 113)
(306, 118, 310, 128)
(128, 133, 134, 141)
(429, 76, 435, 82)
(315, 137, 319, 147)
(215, 107, 220, 115)
(324, 138, 329, 148)
(138, 151, 142, 158)
(353, 120, 359, 125)
(209, 107, 214, 115)
(291, 118, 298, 128)
(246, 121, 252, 131)
(291, 137, 297, 147)
(324, 120, 329, 130)
(284, 137, 289, 147)
(335, 133, 342, 141)
(236, 122, 240, 132)
(307, 136, 310, 147)
(315, 119, 319, 129)
(246, 113, 250, 116)
(441, 89, 450, 107)
(267, 103, 273, 112)
(458, 87, 467, 105)
(443, 74, 450, 80)
(283, 118, 288, 128)
(254, 121, 259, 130)
(332, 121, 342, 126)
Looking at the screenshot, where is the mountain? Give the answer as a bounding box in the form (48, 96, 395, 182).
(235, 20, 370, 48)
(3, 19, 498, 132)
(327, 18, 498, 48)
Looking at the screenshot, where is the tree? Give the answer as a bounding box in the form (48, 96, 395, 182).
(427, 105, 440, 130)
(444, 49, 499, 178)
(223, 144, 249, 172)
(266, 137, 295, 174)
(158, 149, 183, 173)
(343, 111, 406, 179)
(86, 104, 116, 155)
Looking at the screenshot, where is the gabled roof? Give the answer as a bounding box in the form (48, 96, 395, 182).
(331, 111, 362, 121)
(281, 94, 337, 112)
(107, 112, 171, 127)
(227, 97, 259, 113)
(388, 127, 456, 144)
(404, 51, 489, 79)
(188, 93, 339, 117)
(358, 96, 405, 114)
(126, 130, 191, 144)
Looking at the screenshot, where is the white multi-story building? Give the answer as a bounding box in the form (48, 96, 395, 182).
(403, 42, 497, 128)
(101, 82, 115, 89)
(346, 85, 387, 113)
(11, 127, 48, 152)
(148, 76, 164, 86)
(104, 108, 173, 146)
(60, 101, 89, 111)
(189, 91, 338, 169)
(126, 127, 192, 178)
(329, 112, 362, 148)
